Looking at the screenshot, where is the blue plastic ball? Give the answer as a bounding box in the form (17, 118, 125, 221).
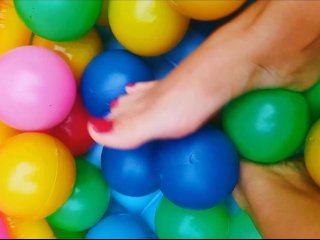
(84, 144, 103, 169)
(96, 26, 125, 51)
(143, 57, 175, 79)
(140, 191, 163, 232)
(156, 125, 239, 209)
(86, 214, 156, 239)
(101, 143, 158, 197)
(111, 190, 161, 215)
(81, 50, 154, 117)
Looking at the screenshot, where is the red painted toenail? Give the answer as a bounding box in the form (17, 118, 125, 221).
(110, 99, 119, 109)
(89, 117, 113, 133)
(127, 83, 136, 88)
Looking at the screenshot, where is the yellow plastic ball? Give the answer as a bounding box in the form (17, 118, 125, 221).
(170, 0, 246, 21)
(0, 121, 20, 145)
(33, 29, 103, 83)
(305, 120, 320, 186)
(0, 133, 75, 220)
(97, 0, 109, 26)
(0, 0, 32, 56)
(108, 0, 190, 56)
(4, 216, 55, 239)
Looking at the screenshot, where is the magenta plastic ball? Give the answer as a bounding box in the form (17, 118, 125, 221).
(0, 46, 76, 131)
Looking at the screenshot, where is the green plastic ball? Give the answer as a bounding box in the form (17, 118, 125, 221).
(222, 89, 310, 163)
(47, 158, 110, 232)
(155, 197, 230, 239)
(52, 227, 87, 239)
(229, 210, 261, 239)
(304, 81, 320, 122)
(14, 0, 102, 41)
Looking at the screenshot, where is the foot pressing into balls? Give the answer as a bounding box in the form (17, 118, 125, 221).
(89, 1, 320, 149)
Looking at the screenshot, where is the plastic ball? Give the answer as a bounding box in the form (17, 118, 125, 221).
(108, 0, 190, 56)
(4, 217, 55, 239)
(0, 214, 9, 239)
(226, 196, 242, 216)
(143, 57, 175, 80)
(51, 227, 87, 240)
(33, 29, 103, 83)
(84, 144, 103, 169)
(0, 133, 75, 219)
(48, 158, 110, 232)
(304, 81, 320, 122)
(170, 0, 246, 21)
(229, 210, 261, 239)
(86, 214, 156, 239)
(305, 120, 320, 186)
(140, 191, 163, 232)
(47, 95, 94, 157)
(155, 197, 230, 239)
(0, 0, 32, 56)
(111, 190, 161, 215)
(96, 27, 125, 51)
(156, 126, 239, 209)
(81, 50, 154, 117)
(0, 46, 76, 131)
(223, 89, 310, 163)
(102, 143, 158, 197)
(14, 0, 102, 41)
(0, 121, 20, 145)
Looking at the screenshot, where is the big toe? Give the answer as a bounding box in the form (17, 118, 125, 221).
(88, 115, 156, 149)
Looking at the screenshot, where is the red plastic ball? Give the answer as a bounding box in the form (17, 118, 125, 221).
(47, 95, 94, 156)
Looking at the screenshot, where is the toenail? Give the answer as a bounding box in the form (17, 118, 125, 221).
(110, 99, 119, 109)
(88, 117, 113, 133)
(127, 83, 136, 88)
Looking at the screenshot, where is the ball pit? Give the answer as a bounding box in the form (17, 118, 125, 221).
(0, 0, 319, 238)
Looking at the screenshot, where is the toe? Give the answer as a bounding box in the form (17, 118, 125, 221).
(88, 114, 154, 149)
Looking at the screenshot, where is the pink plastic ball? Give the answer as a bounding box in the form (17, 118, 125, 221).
(0, 46, 76, 131)
(0, 215, 9, 239)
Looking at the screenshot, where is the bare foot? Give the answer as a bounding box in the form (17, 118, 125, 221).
(233, 160, 320, 239)
(89, 1, 320, 149)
